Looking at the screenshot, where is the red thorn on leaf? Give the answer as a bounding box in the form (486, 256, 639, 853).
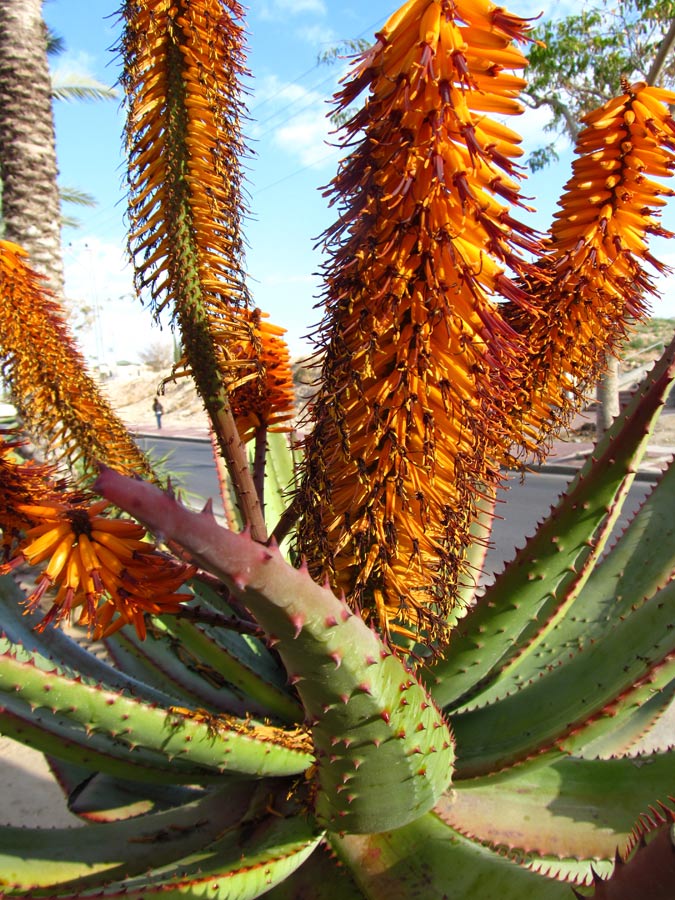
(200, 498, 215, 517)
(232, 573, 248, 591)
(325, 615, 338, 627)
(290, 614, 305, 638)
(330, 652, 342, 668)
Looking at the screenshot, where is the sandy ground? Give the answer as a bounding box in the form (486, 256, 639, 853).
(1, 365, 674, 829)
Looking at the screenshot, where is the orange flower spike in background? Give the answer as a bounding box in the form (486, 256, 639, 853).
(121, 0, 269, 538)
(296, 0, 545, 645)
(228, 310, 296, 444)
(0, 241, 155, 483)
(507, 82, 675, 432)
(0, 494, 195, 638)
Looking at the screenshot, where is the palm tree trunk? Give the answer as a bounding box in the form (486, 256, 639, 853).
(0, 0, 64, 295)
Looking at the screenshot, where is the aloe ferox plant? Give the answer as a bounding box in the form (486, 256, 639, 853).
(1, 0, 675, 897)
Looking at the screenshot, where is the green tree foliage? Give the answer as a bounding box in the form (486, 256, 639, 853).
(525, 0, 675, 169)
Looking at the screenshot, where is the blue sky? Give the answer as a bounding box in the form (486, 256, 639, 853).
(43, 0, 675, 365)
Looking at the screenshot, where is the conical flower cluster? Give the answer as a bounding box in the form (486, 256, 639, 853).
(170, 308, 296, 445)
(296, 0, 543, 643)
(506, 82, 675, 432)
(122, 0, 259, 413)
(0, 241, 154, 482)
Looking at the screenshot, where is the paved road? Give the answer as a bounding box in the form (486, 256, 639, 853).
(137, 435, 653, 577)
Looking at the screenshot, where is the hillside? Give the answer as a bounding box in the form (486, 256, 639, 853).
(100, 318, 675, 446)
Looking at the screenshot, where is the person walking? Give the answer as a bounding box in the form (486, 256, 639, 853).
(152, 397, 164, 429)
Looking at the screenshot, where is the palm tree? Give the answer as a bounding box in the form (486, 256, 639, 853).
(0, 0, 63, 295)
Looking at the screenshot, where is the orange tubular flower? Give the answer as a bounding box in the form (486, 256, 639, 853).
(0, 241, 155, 482)
(506, 82, 675, 432)
(295, 0, 542, 645)
(0, 493, 196, 640)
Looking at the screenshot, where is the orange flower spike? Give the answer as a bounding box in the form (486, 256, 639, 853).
(228, 310, 296, 444)
(121, 1, 268, 538)
(507, 82, 675, 438)
(0, 242, 155, 483)
(296, 0, 543, 647)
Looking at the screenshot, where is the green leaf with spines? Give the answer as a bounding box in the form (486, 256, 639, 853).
(96, 468, 455, 834)
(45, 757, 206, 821)
(464, 452, 675, 709)
(424, 333, 675, 712)
(0, 637, 313, 778)
(0, 782, 265, 892)
(0, 575, 174, 708)
(437, 750, 675, 864)
(449, 577, 675, 778)
(153, 613, 303, 724)
(331, 810, 573, 899)
(3, 813, 323, 899)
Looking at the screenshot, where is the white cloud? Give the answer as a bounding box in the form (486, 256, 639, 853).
(62, 236, 169, 365)
(259, 0, 326, 20)
(251, 75, 338, 169)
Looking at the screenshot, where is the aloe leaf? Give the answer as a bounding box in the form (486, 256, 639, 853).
(263, 431, 298, 543)
(331, 810, 572, 899)
(584, 821, 675, 899)
(1, 693, 226, 785)
(154, 614, 303, 723)
(449, 577, 675, 777)
(46, 757, 205, 821)
(264, 843, 366, 899)
(103, 622, 254, 718)
(425, 334, 675, 711)
(96, 468, 455, 834)
(0, 781, 280, 892)
(437, 750, 675, 864)
(0, 637, 313, 778)
(572, 675, 675, 759)
(0, 575, 174, 707)
(8, 814, 323, 899)
(466, 455, 675, 711)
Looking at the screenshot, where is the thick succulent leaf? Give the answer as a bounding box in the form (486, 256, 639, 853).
(583, 822, 675, 899)
(46, 757, 205, 822)
(154, 614, 303, 723)
(0, 574, 174, 707)
(465, 454, 675, 713)
(425, 335, 675, 711)
(0, 781, 262, 891)
(264, 843, 366, 899)
(263, 431, 299, 547)
(96, 468, 455, 834)
(0, 636, 313, 779)
(9, 815, 323, 899)
(437, 750, 675, 863)
(450, 578, 675, 777)
(573, 676, 675, 759)
(331, 810, 572, 899)
(102, 622, 254, 718)
(102, 627, 215, 707)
